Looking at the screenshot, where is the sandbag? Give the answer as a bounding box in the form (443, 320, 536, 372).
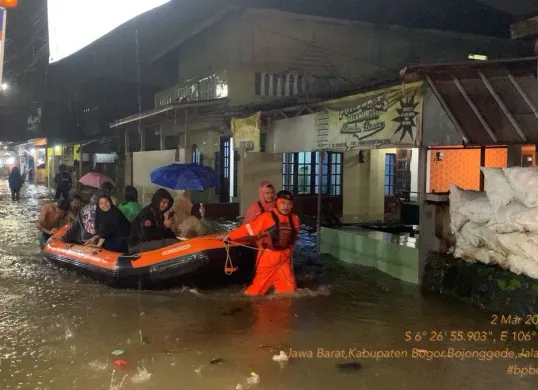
(511, 207, 538, 234)
(459, 197, 493, 225)
(507, 254, 538, 279)
(497, 232, 538, 260)
(486, 201, 528, 234)
(481, 167, 515, 212)
(502, 166, 538, 208)
(449, 185, 489, 232)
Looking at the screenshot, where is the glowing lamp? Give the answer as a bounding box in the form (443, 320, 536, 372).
(0, 0, 18, 8)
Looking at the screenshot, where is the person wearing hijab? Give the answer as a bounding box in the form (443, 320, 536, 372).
(8, 166, 23, 201)
(119, 186, 143, 222)
(99, 182, 118, 206)
(88, 193, 131, 253)
(243, 180, 275, 225)
(61, 192, 99, 244)
(128, 188, 178, 254)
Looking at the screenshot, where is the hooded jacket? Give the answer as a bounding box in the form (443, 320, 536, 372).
(8, 166, 23, 190)
(243, 180, 275, 224)
(128, 188, 175, 249)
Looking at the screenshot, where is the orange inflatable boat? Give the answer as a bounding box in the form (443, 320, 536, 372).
(42, 226, 255, 288)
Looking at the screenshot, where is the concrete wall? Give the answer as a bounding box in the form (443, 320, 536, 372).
(132, 150, 178, 205)
(342, 148, 397, 221)
(238, 152, 283, 216)
(166, 9, 527, 107)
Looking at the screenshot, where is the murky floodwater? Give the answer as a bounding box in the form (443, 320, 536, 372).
(0, 181, 537, 389)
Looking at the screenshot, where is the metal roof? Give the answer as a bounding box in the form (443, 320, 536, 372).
(401, 57, 538, 146)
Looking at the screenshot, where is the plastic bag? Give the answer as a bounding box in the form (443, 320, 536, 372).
(481, 167, 515, 212)
(502, 166, 538, 208)
(486, 201, 528, 234)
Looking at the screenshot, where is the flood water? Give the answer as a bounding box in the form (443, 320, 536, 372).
(0, 180, 536, 389)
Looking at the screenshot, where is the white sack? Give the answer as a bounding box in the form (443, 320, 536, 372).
(449, 185, 489, 232)
(459, 197, 493, 225)
(481, 167, 515, 212)
(502, 166, 538, 208)
(511, 207, 538, 234)
(454, 245, 506, 267)
(486, 201, 528, 234)
(507, 254, 538, 279)
(497, 232, 538, 260)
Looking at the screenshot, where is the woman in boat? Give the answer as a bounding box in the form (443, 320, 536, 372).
(89, 193, 131, 252)
(128, 188, 178, 254)
(119, 186, 143, 222)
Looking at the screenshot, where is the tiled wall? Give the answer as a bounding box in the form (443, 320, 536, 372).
(428, 148, 508, 192)
(429, 146, 537, 193)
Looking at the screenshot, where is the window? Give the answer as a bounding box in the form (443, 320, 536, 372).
(282, 151, 343, 196)
(297, 152, 312, 194)
(384, 153, 396, 196)
(192, 144, 202, 165)
(282, 153, 295, 191)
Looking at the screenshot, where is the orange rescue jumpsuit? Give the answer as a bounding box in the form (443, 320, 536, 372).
(228, 210, 300, 295)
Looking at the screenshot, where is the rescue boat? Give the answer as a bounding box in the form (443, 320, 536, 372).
(41, 225, 255, 289)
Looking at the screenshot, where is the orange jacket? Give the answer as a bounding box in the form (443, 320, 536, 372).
(229, 210, 300, 250)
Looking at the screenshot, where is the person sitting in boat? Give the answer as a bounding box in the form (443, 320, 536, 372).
(170, 190, 207, 239)
(119, 186, 143, 223)
(68, 194, 85, 223)
(127, 188, 178, 254)
(61, 192, 99, 245)
(100, 182, 118, 206)
(85, 193, 131, 252)
(242, 180, 275, 225)
(38, 199, 71, 249)
(223, 190, 300, 296)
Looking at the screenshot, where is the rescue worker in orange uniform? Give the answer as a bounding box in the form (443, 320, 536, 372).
(224, 190, 300, 296)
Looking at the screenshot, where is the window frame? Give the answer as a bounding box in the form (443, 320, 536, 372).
(384, 153, 396, 196)
(282, 151, 343, 196)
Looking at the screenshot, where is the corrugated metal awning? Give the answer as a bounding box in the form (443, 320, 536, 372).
(401, 57, 538, 146)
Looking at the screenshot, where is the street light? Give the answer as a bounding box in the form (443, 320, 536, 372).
(0, 1, 18, 8)
(1, 82, 8, 91)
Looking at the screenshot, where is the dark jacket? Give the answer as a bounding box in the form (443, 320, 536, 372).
(8, 167, 23, 190)
(128, 188, 175, 249)
(55, 171, 72, 192)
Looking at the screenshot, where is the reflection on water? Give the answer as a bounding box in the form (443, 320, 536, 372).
(0, 181, 536, 389)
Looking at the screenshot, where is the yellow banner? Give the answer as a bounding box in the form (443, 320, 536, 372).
(231, 112, 261, 154)
(318, 81, 423, 150)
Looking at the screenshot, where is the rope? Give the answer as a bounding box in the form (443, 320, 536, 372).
(223, 240, 236, 276)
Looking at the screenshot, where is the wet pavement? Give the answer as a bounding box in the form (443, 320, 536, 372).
(0, 181, 537, 389)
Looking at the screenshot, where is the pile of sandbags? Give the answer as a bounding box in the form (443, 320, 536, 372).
(450, 166, 538, 279)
